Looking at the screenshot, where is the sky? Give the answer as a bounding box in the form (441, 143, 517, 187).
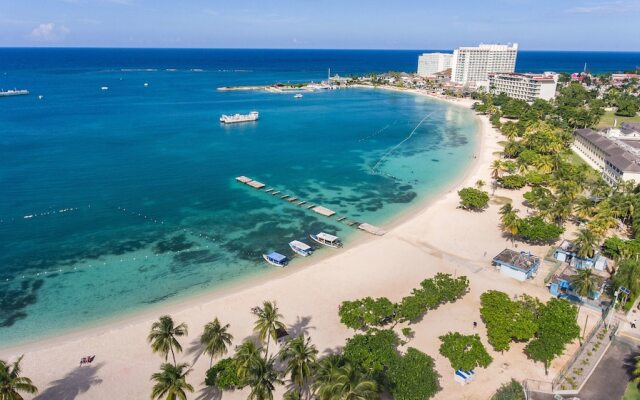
(1, 0, 639, 51)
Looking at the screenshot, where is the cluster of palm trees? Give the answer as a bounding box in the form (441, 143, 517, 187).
(147, 300, 380, 400)
(0, 355, 38, 400)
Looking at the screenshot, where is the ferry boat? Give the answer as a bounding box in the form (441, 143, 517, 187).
(220, 111, 259, 124)
(263, 252, 288, 267)
(310, 232, 342, 248)
(289, 240, 313, 257)
(294, 93, 303, 99)
(0, 89, 29, 97)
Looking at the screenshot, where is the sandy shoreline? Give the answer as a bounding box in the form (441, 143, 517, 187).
(0, 89, 581, 399)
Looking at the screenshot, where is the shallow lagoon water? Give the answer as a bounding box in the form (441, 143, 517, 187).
(0, 58, 477, 346)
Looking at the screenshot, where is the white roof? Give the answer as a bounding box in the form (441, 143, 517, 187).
(317, 232, 338, 242)
(289, 240, 311, 251)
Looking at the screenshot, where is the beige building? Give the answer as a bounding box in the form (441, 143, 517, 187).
(488, 72, 558, 101)
(417, 52, 453, 77)
(573, 125, 640, 185)
(450, 43, 518, 86)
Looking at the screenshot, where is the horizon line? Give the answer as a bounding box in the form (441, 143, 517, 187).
(1, 46, 639, 53)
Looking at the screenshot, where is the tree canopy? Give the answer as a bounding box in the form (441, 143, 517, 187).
(458, 187, 490, 210)
(387, 348, 441, 400)
(438, 332, 493, 371)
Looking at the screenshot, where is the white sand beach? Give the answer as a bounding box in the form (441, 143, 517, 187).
(0, 91, 592, 400)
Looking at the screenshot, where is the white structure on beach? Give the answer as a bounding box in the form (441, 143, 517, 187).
(451, 43, 518, 87)
(488, 72, 558, 102)
(572, 124, 640, 185)
(417, 52, 453, 77)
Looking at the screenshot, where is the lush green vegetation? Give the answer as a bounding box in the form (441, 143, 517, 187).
(480, 291, 579, 374)
(438, 332, 493, 371)
(0, 355, 38, 399)
(491, 379, 526, 400)
(387, 348, 441, 400)
(458, 187, 490, 210)
(525, 298, 581, 374)
(339, 273, 469, 330)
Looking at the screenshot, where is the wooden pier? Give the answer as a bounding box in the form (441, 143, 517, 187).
(234, 175, 386, 236)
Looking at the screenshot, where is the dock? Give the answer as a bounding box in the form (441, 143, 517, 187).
(312, 206, 336, 217)
(235, 175, 385, 236)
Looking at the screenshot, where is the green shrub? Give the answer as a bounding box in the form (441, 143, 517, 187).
(205, 358, 241, 390)
(458, 187, 490, 210)
(497, 175, 527, 189)
(491, 379, 525, 400)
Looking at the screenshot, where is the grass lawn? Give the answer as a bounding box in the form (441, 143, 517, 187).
(623, 382, 640, 400)
(598, 110, 640, 129)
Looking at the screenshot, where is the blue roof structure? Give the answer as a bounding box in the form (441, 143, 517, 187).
(267, 252, 287, 263)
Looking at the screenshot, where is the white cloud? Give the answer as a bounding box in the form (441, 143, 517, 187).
(567, 1, 640, 14)
(30, 23, 70, 42)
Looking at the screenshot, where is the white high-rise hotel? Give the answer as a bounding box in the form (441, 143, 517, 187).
(450, 43, 518, 86)
(417, 53, 452, 77)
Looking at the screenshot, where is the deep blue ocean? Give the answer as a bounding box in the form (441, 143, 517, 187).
(0, 48, 637, 346)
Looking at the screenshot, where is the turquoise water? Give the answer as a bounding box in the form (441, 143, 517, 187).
(0, 59, 477, 347)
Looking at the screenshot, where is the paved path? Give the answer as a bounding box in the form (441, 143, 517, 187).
(578, 338, 637, 400)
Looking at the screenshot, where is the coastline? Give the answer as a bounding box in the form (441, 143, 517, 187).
(0, 86, 479, 353)
(0, 89, 557, 400)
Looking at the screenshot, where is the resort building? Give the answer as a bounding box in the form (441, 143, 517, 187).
(417, 52, 453, 77)
(450, 43, 518, 87)
(572, 125, 640, 185)
(488, 72, 558, 102)
(492, 249, 540, 281)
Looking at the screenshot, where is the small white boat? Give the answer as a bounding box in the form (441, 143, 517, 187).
(144, 83, 149, 87)
(38, 95, 44, 100)
(289, 240, 313, 257)
(294, 93, 303, 99)
(101, 86, 109, 91)
(263, 252, 288, 267)
(310, 232, 342, 248)
(220, 111, 259, 124)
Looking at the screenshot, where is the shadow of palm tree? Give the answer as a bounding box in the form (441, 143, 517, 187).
(195, 385, 222, 400)
(288, 315, 315, 337)
(34, 362, 104, 400)
(187, 336, 205, 364)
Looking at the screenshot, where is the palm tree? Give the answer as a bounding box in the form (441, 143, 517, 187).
(0, 355, 38, 400)
(490, 160, 503, 194)
(150, 363, 194, 400)
(201, 318, 234, 367)
(570, 269, 599, 299)
(280, 335, 318, 399)
(533, 154, 553, 174)
(245, 356, 283, 400)
(324, 363, 379, 400)
(574, 196, 596, 220)
(633, 355, 640, 384)
(499, 203, 520, 245)
(574, 228, 600, 259)
(148, 315, 188, 366)
(475, 179, 485, 190)
(235, 340, 263, 381)
(312, 356, 344, 400)
(253, 301, 286, 359)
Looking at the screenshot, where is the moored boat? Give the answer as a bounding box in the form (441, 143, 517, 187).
(263, 251, 288, 267)
(0, 89, 29, 97)
(289, 240, 313, 257)
(294, 93, 303, 98)
(310, 232, 342, 248)
(220, 111, 259, 124)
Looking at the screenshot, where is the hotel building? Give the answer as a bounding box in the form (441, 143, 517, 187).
(488, 72, 558, 102)
(417, 53, 453, 77)
(450, 43, 518, 86)
(572, 123, 640, 185)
